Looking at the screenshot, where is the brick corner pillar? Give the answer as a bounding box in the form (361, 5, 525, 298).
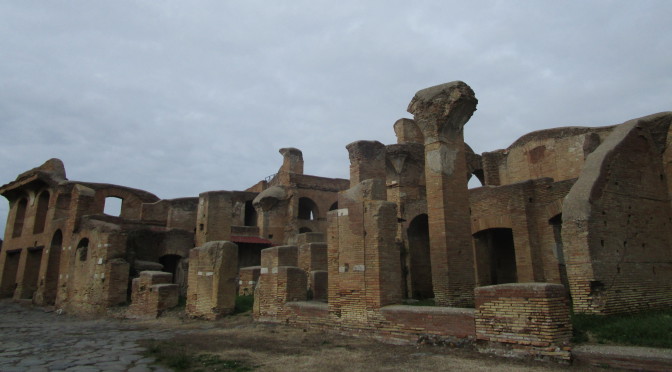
(186, 241, 238, 320)
(196, 191, 232, 247)
(407, 81, 478, 307)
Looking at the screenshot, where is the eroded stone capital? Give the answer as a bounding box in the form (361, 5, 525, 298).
(346, 140, 386, 186)
(407, 81, 478, 143)
(279, 147, 304, 174)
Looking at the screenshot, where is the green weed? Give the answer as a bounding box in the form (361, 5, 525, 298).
(572, 309, 672, 348)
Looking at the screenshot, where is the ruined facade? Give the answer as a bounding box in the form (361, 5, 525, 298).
(1, 81, 671, 359)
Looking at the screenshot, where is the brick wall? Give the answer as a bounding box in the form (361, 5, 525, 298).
(475, 283, 572, 361)
(563, 120, 672, 314)
(186, 241, 238, 319)
(128, 271, 178, 318)
(238, 266, 260, 296)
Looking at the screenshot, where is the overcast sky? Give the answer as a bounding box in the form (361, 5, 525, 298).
(1, 1, 671, 236)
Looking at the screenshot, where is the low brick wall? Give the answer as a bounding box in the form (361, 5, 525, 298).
(381, 305, 475, 343)
(127, 271, 178, 318)
(274, 301, 476, 345)
(475, 283, 572, 361)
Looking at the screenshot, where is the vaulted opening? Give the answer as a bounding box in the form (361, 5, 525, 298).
(244, 200, 257, 226)
(473, 228, 517, 285)
(407, 214, 433, 299)
(298, 197, 318, 220)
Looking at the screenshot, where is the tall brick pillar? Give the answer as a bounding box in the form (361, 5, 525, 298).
(196, 191, 232, 247)
(327, 141, 401, 324)
(407, 81, 478, 307)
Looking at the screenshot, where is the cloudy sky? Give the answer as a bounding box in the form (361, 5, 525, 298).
(1, 1, 671, 235)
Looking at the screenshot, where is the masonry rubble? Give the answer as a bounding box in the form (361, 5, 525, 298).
(1, 81, 671, 362)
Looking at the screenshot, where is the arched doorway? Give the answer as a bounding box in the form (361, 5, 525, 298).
(407, 214, 433, 299)
(473, 228, 517, 285)
(298, 197, 318, 220)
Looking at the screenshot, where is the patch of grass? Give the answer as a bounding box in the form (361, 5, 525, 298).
(572, 309, 672, 348)
(142, 340, 255, 371)
(234, 295, 254, 314)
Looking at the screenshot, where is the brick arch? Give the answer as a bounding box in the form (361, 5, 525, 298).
(471, 215, 513, 235)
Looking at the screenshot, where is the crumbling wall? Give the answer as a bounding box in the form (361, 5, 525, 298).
(483, 126, 614, 186)
(563, 116, 672, 314)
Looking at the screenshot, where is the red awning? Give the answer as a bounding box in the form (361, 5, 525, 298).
(230, 235, 274, 246)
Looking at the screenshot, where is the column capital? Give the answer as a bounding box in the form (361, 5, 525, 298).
(407, 81, 478, 144)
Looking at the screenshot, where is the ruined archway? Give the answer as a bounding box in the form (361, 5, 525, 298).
(298, 197, 318, 220)
(473, 228, 517, 285)
(407, 214, 433, 299)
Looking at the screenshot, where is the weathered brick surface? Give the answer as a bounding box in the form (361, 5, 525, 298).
(196, 191, 232, 247)
(475, 283, 572, 361)
(128, 271, 178, 318)
(238, 266, 260, 296)
(186, 241, 238, 320)
(408, 81, 477, 307)
(563, 117, 672, 314)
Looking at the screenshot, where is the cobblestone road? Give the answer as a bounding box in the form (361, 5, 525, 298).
(0, 300, 175, 372)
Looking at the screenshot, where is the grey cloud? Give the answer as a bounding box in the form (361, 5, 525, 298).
(1, 1, 671, 234)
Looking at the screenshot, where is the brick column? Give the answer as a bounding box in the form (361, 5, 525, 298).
(196, 191, 232, 247)
(345, 140, 386, 188)
(407, 81, 478, 307)
(186, 241, 238, 319)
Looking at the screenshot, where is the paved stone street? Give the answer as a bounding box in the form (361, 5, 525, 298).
(0, 300, 175, 372)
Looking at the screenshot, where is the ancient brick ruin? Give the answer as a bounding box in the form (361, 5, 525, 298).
(1, 81, 671, 360)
